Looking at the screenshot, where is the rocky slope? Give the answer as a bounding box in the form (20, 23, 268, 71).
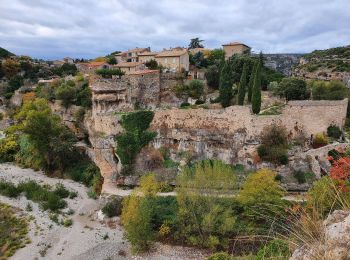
(291, 210, 350, 260)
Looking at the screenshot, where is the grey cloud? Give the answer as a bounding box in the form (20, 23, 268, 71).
(0, 0, 349, 59)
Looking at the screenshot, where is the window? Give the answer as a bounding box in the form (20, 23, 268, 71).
(165, 58, 168, 63)
(173, 58, 176, 63)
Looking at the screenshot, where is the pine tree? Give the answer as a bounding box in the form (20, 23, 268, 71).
(238, 62, 248, 105)
(219, 61, 233, 108)
(251, 60, 262, 114)
(247, 62, 256, 103)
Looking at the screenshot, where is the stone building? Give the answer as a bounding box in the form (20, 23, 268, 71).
(222, 42, 251, 60)
(155, 48, 189, 72)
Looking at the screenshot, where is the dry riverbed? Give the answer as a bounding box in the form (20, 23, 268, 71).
(0, 163, 207, 260)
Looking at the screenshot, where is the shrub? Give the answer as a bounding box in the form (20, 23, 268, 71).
(307, 176, 350, 216)
(55, 84, 76, 108)
(238, 169, 286, 227)
(327, 124, 342, 139)
(176, 160, 237, 249)
(96, 68, 125, 78)
(276, 78, 308, 100)
(102, 196, 123, 217)
(256, 239, 290, 260)
(312, 133, 328, 148)
(63, 218, 73, 227)
(0, 181, 21, 197)
(293, 170, 315, 184)
(53, 183, 70, 198)
(311, 80, 348, 100)
(180, 102, 190, 108)
(207, 252, 234, 260)
(0, 135, 19, 162)
(188, 80, 204, 99)
(257, 124, 289, 165)
(195, 99, 205, 105)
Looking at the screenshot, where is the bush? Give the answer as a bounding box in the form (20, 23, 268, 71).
(307, 176, 350, 216)
(96, 68, 125, 78)
(276, 78, 308, 100)
(238, 169, 286, 228)
(293, 171, 315, 184)
(0, 135, 19, 162)
(195, 99, 205, 105)
(311, 80, 348, 100)
(53, 183, 70, 198)
(180, 102, 190, 108)
(207, 252, 234, 260)
(55, 84, 76, 108)
(257, 124, 289, 165)
(176, 160, 237, 249)
(312, 133, 328, 148)
(188, 80, 204, 99)
(102, 196, 123, 217)
(327, 124, 342, 139)
(256, 239, 290, 260)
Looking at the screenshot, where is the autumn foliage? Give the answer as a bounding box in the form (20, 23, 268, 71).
(329, 155, 350, 182)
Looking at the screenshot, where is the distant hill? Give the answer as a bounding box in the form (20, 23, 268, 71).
(263, 54, 303, 76)
(0, 47, 15, 59)
(293, 45, 350, 87)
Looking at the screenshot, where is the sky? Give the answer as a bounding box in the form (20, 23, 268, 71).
(0, 0, 349, 60)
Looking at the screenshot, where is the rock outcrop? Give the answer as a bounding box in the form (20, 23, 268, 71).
(291, 210, 350, 260)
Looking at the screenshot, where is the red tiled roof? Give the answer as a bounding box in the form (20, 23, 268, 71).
(222, 42, 250, 48)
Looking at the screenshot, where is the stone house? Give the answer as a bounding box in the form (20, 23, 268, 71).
(76, 61, 110, 74)
(138, 52, 159, 63)
(155, 48, 189, 72)
(114, 47, 150, 63)
(222, 42, 251, 60)
(114, 62, 145, 74)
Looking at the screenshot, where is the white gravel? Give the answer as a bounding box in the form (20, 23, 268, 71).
(0, 163, 207, 260)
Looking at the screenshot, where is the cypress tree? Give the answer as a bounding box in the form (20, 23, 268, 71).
(247, 62, 256, 103)
(219, 61, 233, 108)
(238, 62, 248, 105)
(251, 60, 262, 114)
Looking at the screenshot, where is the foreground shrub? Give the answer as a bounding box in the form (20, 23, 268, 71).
(275, 77, 308, 100)
(256, 239, 290, 260)
(176, 160, 237, 249)
(307, 176, 350, 216)
(327, 124, 342, 139)
(312, 133, 328, 148)
(102, 196, 123, 217)
(238, 169, 286, 229)
(0, 135, 19, 162)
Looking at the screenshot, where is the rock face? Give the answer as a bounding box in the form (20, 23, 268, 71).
(291, 210, 350, 260)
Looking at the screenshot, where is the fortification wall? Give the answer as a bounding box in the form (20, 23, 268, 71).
(150, 99, 348, 165)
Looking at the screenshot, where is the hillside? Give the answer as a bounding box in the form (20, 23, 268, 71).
(293, 45, 350, 86)
(0, 47, 15, 59)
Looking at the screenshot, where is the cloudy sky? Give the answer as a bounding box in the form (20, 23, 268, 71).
(0, 0, 349, 59)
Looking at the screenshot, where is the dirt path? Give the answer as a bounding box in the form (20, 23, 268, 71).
(0, 163, 207, 260)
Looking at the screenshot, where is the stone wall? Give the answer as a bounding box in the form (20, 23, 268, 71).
(150, 99, 348, 165)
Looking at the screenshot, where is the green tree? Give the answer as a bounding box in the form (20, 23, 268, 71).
(238, 62, 248, 105)
(251, 61, 262, 114)
(55, 84, 76, 108)
(219, 61, 233, 107)
(106, 56, 117, 65)
(205, 65, 220, 89)
(2, 59, 20, 79)
(176, 160, 237, 249)
(276, 78, 308, 100)
(145, 59, 158, 70)
(188, 80, 204, 99)
(188, 38, 204, 49)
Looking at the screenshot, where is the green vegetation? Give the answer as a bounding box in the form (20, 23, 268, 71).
(274, 78, 309, 100)
(219, 61, 234, 107)
(251, 60, 262, 114)
(0, 47, 14, 58)
(95, 68, 125, 78)
(175, 80, 204, 99)
(257, 124, 289, 165)
(293, 170, 316, 184)
(255, 239, 290, 260)
(145, 59, 159, 70)
(0, 181, 70, 212)
(102, 196, 123, 217)
(327, 124, 342, 139)
(237, 62, 248, 105)
(0, 203, 29, 259)
(310, 80, 348, 100)
(312, 133, 328, 148)
(115, 111, 156, 168)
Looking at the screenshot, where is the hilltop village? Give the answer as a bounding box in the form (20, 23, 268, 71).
(1, 42, 350, 259)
